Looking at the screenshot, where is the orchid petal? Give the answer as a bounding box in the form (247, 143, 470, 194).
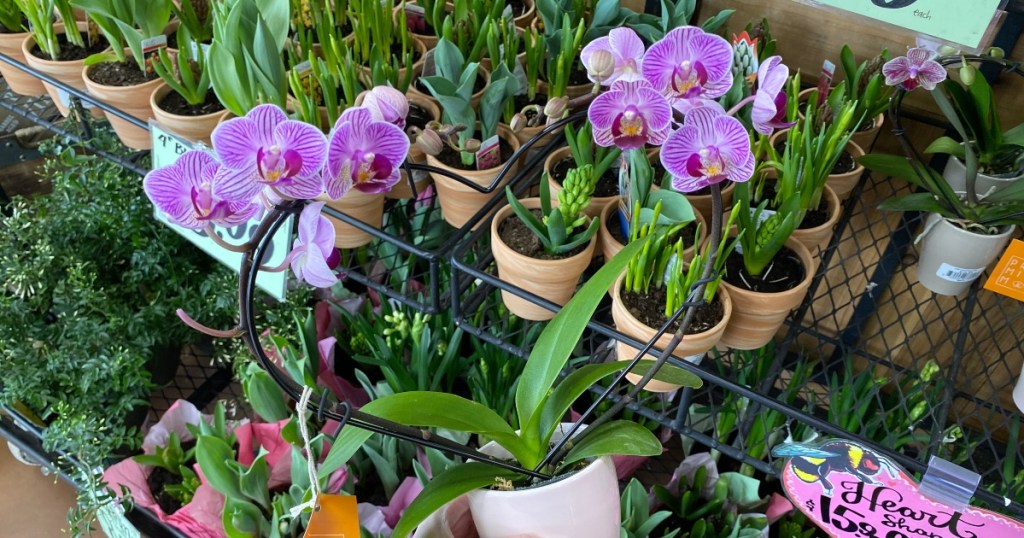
(274, 120, 328, 178)
(298, 202, 327, 245)
(587, 90, 623, 129)
(247, 104, 288, 146)
(294, 246, 338, 288)
(211, 117, 261, 170)
(212, 165, 263, 202)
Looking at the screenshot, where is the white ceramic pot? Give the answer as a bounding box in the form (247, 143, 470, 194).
(466, 424, 620, 538)
(1014, 364, 1024, 415)
(915, 213, 1014, 296)
(942, 156, 1024, 199)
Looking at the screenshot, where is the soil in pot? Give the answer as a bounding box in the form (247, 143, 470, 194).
(551, 157, 618, 198)
(723, 246, 806, 294)
(158, 88, 225, 116)
(435, 138, 514, 170)
(498, 209, 589, 260)
(506, 0, 531, 17)
(407, 103, 433, 130)
(30, 31, 107, 61)
(146, 439, 197, 514)
(772, 140, 856, 175)
(88, 59, 159, 86)
(621, 288, 725, 334)
(605, 209, 699, 249)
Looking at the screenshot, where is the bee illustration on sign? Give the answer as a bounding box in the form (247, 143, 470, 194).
(772, 440, 893, 494)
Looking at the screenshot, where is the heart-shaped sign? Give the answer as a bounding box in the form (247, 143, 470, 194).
(774, 440, 1024, 537)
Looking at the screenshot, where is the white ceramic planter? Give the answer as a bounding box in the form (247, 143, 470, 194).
(915, 213, 1014, 296)
(1014, 363, 1024, 415)
(942, 156, 1024, 198)
(466, 424, 620, 538)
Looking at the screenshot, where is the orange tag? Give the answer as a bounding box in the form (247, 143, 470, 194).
(303, 494, 360, 538)
(984, 239, 1024, 302)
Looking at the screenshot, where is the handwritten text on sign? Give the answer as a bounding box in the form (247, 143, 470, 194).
(776, 440, 1024, 537)
(806, 0, 1002, 49)
(149, 121, 292, 301)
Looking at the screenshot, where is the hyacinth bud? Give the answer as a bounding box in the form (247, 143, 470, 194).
(463, 138, 481, 153)
(509, 112, 527, 133)
(588, 50, 615, 81)
(989, 46, 1005, 59)
(920, 360, 940, 382)
(416, 129, 443, 156)
(960, 64, 976, 85)
(544, 97, 568, 119)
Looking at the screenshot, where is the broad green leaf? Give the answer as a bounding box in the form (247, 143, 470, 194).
(924, 136, 966, 158)
(515, 236, 650, 443)
(629, 361, 702, 389)
(876, 193, 949, 214)
(239, 453, 271, 509)
(535, 361, 633, 443)
(648, 190, 696, 224)
(562, 420, 662, 465)
(222, 497, 266, 538)
(857, 154, 927, 189)
(391, 463, 521, 538)
(196, 435, 244, 499)
(318, 426, 374, 479)
(720, 472, 762, 507)
(242, 367, 290, 422)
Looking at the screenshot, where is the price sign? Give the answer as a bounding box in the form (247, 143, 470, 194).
(774, 439, 1024, 538)
(149, 121, 293, 301)
(984, 239, 1024, 302)
(801, 0, 1003, 50)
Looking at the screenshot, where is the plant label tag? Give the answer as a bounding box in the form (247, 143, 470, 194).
(774, 439, 1024, 538)
(96, 503, 141, 538)
(618, 158, 632, 232)
(816, 60, 835, 107)
(190, 41, 212, 57)
(984, 239, 1024, 302)
(422, 49, 436, 77)
(475, 135, 501, 170)
(141, 35, 168, 55)
(150, 121, 194, 170)
(303, 494, 360, 538)
(512, 58, 529, 96)
(56, 87, 98, 110)
(935, 262, 984, 283)
(403, 3, 427, 34)
(293, 60, 313, 79)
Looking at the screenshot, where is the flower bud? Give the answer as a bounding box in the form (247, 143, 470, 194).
(960, 64, 976, 85)
(325, 248, 340, 270)
(588, 49, 615, 81)
(989, 46, 1005, 59)
(509, 112, 527, 133)
(938, 45, 959, 56)
(416, 129, 443, 156)
(463, 138, 481, 153)
(544, 97, 568, 119)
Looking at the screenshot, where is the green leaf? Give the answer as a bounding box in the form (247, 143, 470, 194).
(535, 362, 634, 444)
(629, 361, 702, 389)
(515, 236, 650, 445)
(720, 472, 762, 507)
(924, 136, 966, 158)
(562, 421, 662, 465)
(857, 154, 927, 189)
(648, 190, 695, 225)
(318, 426, 374, 480)
(242, 367, 290, 422)
(877, 193, 949, 214)
(222, 497, 267, 538)
(239, 452, 271, 508)
(391, 463, 520, 538)
(196, 435, 244, 499)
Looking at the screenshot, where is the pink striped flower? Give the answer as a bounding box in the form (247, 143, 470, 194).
(144, 150, 260, 229)
(581, 27, 646, 86)
(323, 107, 410, 199)
(642, 26, 735, 111)
(661, 105, 754, 192)
(882, 46, 947, 91)
(588, 79, 673, 150)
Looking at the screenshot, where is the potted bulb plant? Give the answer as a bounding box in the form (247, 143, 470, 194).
(830, 45, 893, 150)
(492, 165, 600, 321)
(149, 27, 228, 146)
(545, 120, 621, 218)
(0, 0, 45, 96)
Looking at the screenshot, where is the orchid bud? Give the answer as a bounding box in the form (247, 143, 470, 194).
(416, 129, 443, 156)
(325, 248, 341, 270)
(588, 49, 615, 81)
(463, 138, 481, 152)
(509, 112, 527, 133)
(938, 45, 958, 56)
(989, 46, 1005, 59)
(362, 85, 409, 129)
(960, 63, 976, 85)
(544, 97, 568, 119)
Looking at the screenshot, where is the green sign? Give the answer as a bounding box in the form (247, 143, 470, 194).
(807, 0, 1002, 49)
(150, 122, 292, 301)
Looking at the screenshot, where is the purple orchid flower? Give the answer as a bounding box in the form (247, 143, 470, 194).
(661, 105, 755, 192)
(211, 104, 328, 201)
(751, 55, 794, 135)
(642, 26, 735, 111)
(360, 85, 410, 129)
(588, 79, 673, 150)
(882, 46, 947, 91)
(323, 106, 411, 199)
(287, 202, 340, 288)
(144, 150, 260, 229)
(581, 27, 646, 86)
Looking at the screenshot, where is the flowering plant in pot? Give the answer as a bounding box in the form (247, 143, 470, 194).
(317, 239, 702, 538)
(72, 0, 174, 148)
(0, 0, 46, 96)
(492, 164, 600, 320)
(545, 119, 621, 218)
(348, 0, 421, 92)
(861, 48, 1024, 295)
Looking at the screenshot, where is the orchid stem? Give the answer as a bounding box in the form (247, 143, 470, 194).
(726, 96, 756, 117)
(176, 309, 244, 339)
(205, 224, 250, 253)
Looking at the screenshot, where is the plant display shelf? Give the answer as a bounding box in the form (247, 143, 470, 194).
(451, 151, 1024, 517)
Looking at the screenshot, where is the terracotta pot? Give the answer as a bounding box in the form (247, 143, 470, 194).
(149, 85, 229, 146)
(467, 424, 620, 538)
(83, 51, 166, 149)
(718, 237, 813, 350)
(544, 146, 616, 218)
(388, 94, 441, 200)
(322, 189, 386, 249)
(850, 113, 883, 152)
(827, 141, 865, 201)
(942, 154, 1024, 199)
(598, 196, 707, 264)
(491, 198, 597, 321)
(0, 29, 45, 96)
(611, 274, 732, 392)
(354, 35, 428, 92)
(513, 0, 537, 30)
(914, 213, 1014, 296)
(21, 22, 105, 118)
(407, 63, 490, 110)
(425, 124, 520, 229)
(790, 184, 840, 263)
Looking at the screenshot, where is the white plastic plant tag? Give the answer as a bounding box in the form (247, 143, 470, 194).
(618, 160, 632, 231)
(421, 49, 436, 77)
(936, 263, 985, 283)
(815, 59, 835, 106)
(683, 352, 705, 365)
(96, 503, 141, 538)
(750, 207, 776, 227)
(475, 134, 501, 170)
(293, 60, 313, 78)
(141, 35, 168, 55)
(189, 41, 212, 57)
(56, 87, 97, 110)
